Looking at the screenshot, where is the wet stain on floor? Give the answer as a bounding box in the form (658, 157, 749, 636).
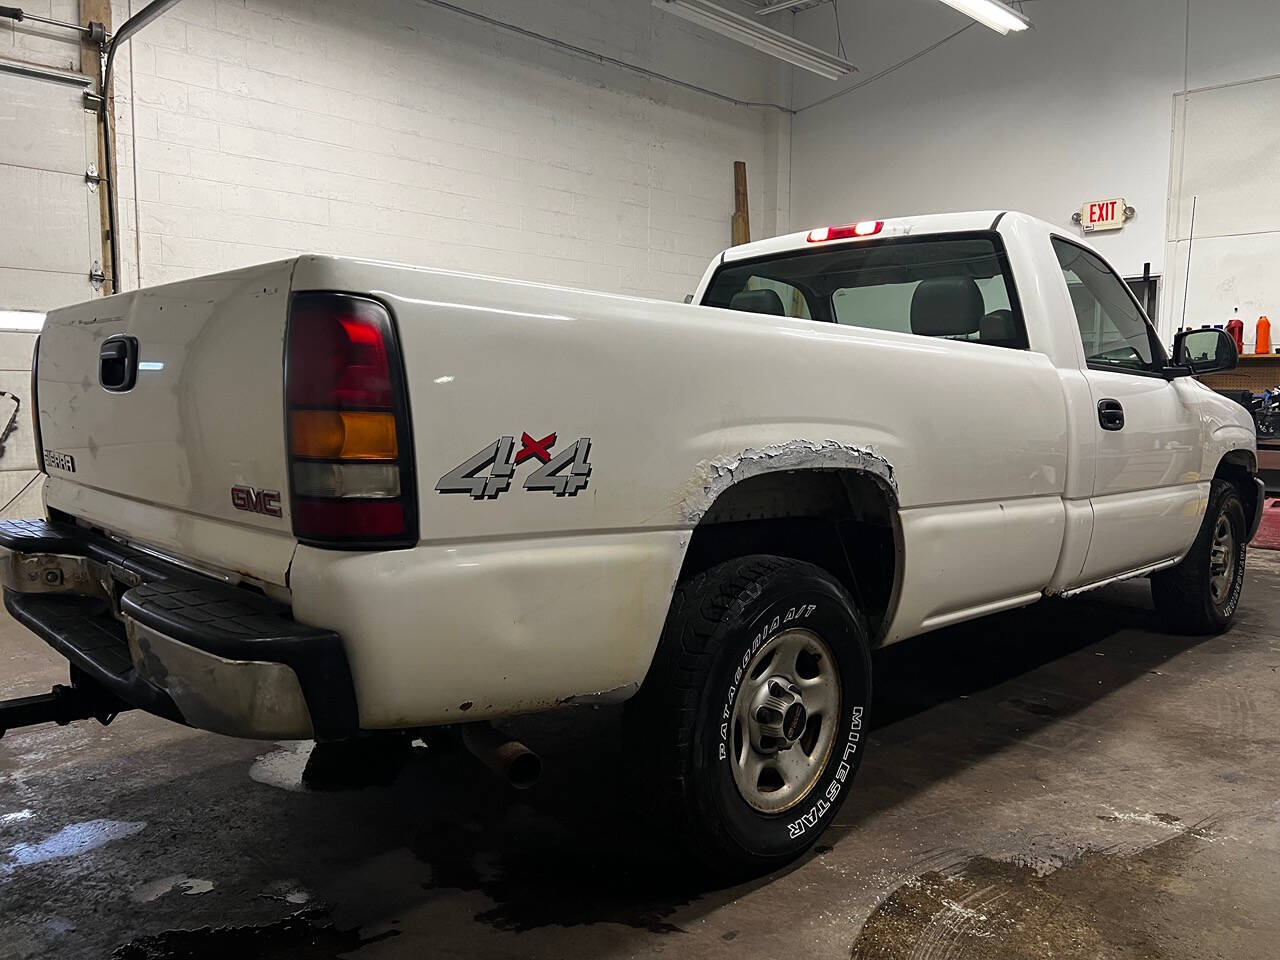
(851, 829, 1212, 959)
(2, 819, 146, 875)
(110, 907, 398, 960)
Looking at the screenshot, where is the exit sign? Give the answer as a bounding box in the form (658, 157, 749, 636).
(1079, 198, 1130, 232)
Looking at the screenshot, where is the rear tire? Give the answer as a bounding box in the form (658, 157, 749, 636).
(1151, 479, 1247, 635)
(625, 555, 872, 877)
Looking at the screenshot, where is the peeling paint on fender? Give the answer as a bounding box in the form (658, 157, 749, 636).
(680, 439, 897, 524)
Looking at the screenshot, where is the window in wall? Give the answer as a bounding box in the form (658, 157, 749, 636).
(748, 277, 812, 319)
(1125, 273, 1159, 326)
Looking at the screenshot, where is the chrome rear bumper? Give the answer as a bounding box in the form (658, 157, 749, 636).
(0, 519, 357, 741)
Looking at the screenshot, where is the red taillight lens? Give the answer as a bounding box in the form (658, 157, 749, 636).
(286, 298, 393, 408)
(285, 294, 416, 548)
(291, 498, 406, 539)
(807, 220, 883, 242)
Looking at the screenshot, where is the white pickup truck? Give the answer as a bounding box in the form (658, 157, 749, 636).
(0, 210, 1261, 874)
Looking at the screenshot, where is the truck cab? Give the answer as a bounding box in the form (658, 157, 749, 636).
(695, 211, 1261, 630)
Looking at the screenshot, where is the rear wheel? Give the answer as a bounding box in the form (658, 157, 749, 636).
(626, 555, 872, 877)
(1151, 479, 1247, 634)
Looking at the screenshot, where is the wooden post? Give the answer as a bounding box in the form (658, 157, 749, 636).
(81, 0, 114, 294)
(731, 160, 750, 246)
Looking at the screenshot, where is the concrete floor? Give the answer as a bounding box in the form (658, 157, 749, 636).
(3, 553, 1280, 960)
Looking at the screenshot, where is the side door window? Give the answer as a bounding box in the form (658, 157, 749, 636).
(1051, 238, 1165, 373)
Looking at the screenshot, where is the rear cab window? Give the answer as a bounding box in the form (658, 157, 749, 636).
(702, 232, 1028, 350)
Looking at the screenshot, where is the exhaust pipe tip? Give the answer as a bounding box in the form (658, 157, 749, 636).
(460, 722, 542, 789)
(504, 749, 542, 790)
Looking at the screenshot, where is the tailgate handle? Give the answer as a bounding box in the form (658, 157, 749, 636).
(99, 336, 138, 392)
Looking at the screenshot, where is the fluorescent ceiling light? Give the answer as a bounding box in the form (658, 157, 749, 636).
(934, 0, 1030, 34)
(653, 0, 855, 80)
(755, 0, 815, 14)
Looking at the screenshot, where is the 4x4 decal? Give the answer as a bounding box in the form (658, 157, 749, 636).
(436, 432, 592, 499)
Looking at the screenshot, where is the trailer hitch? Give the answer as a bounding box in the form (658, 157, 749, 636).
(0, 672, 130, 739)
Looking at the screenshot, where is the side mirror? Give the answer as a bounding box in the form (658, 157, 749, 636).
(1168, 328, 1238, 377)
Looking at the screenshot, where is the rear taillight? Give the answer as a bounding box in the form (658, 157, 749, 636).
(285, 294, 416, 548)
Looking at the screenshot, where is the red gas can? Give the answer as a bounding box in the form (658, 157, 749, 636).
(1226, 309, 1244, 354)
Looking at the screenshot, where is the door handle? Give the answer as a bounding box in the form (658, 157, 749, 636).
(99, 335, 138, 392)
(1098, 398, 1125, 431)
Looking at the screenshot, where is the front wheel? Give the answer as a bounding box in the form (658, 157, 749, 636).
(625, 555, 872, 877)
(1151, 479, 1248, 634)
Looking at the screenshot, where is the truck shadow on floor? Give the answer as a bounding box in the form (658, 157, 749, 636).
(396, 579, 1214, 933)
(825, 579, 1214, 840)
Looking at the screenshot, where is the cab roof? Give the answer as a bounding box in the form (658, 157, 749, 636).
(720, 210, 1011, 264)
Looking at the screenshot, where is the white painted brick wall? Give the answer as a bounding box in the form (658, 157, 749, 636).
(108, 0, 793, 301)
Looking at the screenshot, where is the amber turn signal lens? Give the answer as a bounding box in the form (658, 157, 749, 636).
(290, 410, 398, 460)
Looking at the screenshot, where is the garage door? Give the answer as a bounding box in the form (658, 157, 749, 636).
(0, 62, 102, 312)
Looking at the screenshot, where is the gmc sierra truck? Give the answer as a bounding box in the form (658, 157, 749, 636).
(0, 211, 1262, 874)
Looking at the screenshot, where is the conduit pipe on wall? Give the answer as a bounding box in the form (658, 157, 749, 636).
(99, 0, 186, 295)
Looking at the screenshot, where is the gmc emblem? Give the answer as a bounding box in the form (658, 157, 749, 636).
(231, 484, 282, 518)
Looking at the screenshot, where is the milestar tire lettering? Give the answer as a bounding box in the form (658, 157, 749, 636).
(788, 706, 863, 839)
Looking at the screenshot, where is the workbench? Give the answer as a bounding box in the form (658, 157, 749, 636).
(1201, 353, 1280, 393)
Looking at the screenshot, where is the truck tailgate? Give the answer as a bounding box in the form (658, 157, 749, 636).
(36, 260, 298, 585)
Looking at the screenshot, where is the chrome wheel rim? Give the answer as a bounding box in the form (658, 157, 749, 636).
(1209, 513, 1236, 605)
(729, 628, 841, 814)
